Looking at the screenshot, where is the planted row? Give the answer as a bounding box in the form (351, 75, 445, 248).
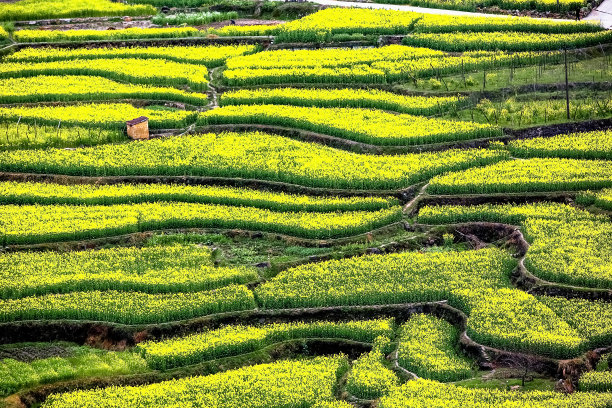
(403, 31, 612, 52)
(137, 319, 394, 370)
(397, 314, 473, 382)
(417, 202, 599, 225)
(14, 27, 201, 43)
(198, 105, 500, 146)
(0, 202, 403, 244)
(509, 130, 612, 160)
(345, 336, 399, 399)
(152, 11, 239, 26)
(0, 0, 155, 21)
(223, 49, 554, 86)
(254, 248, 588, 358)
(0, 181, 397, 211)
(6, 44, 259, 67)
(42, 357, 349, 408)
(0, 131, 507, 190)
(418, 203, 611, 290)
(537, 296, 612, 348)
(0, 285, 255, 325)
(0, 123, 123, 150)
(525, 218, 612, 289)
(208, 24, 282, 37)
(219, 87, 467, 116)
(382, 0, 585, 13)
(0, 243, 258, 299)
(0, 58, 209, 91)
(275, 9, 601, 43)
(379, 379, 612, 407)
(224, 45, 444, 71)
(579, 371, 612, 392)
(0, 76, 209, 106)
(0, 103, 197, 130)
(474, 96, 612, 128)
(578, 188, 612, 210)
(428, 158, 612, 194)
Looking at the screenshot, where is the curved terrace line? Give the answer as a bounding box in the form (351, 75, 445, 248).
(197, 124, 504, 154)
(416, 221, 612, 300)
(10, 338, 370, 408)
(0, 222, 408, 252)
(0, 301, 587, 377)
(0, 172, 420, 199)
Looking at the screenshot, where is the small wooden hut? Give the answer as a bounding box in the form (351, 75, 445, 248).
(126, 116, 149, 140)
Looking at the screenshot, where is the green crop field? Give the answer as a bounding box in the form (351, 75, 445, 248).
(0, 2, 611, 407)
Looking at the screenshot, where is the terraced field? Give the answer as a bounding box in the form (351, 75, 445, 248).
(0, 1, 611, 408)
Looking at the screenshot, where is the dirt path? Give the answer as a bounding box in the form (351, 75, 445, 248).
(269, 0, 575, 21)
(585, 0, 612, 28)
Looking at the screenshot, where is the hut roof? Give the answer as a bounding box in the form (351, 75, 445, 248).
(126, 116, 149, 126)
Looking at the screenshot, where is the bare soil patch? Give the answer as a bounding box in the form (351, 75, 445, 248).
(199, 18, 285, 30)
(506, 118, 612, 140)
(15, 18, 285, 32)
(0, 343, 74, 362)
(22, 18, 156, 32)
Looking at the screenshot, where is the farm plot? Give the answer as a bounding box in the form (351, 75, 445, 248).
(254, 247, 591, 357)
(377, 0, 587, 13)
(274, 9, 601, 43)
(0, 181, 397, 211)
(0, 131, 507, 190)
(345, 336, 399, 399)
(222, 46, 553, 86)
(379, 379, 612, 407)
(397, 314, 473, 382)
(0, 123, 123, 150)
(1, 320, 390, 397)
(0, 346, 148, 397)
(0, 0, 156, 21)
(5, 45, 259, 67)
(0, 76, 209, 106)
(418, 203, 612, 289)
(580, 371, 612, 392)
(13, 27, 202, 43)
(417, 202, 600, 225)
(0, 201, 402, 244)
(0, 244, 257, 299)
(198, 105, 500, 146)
(456, 95, 612, 128)
(579, 188, 612, 210)
(0, 285, 256, 325)
(219, 88, 467, 115)
(0, 103, 197, 129)
(427, 158, 612, 194)
(40, 357, 348, 408)
(403, 31, 612, 52)
(0, 58, 209, 90)
(509, 130, 612, 160)
(137, 319, 393, 370)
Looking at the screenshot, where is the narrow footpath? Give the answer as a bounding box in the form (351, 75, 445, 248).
(270, 0, 576, 21)
(585, 0, 612, 28)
